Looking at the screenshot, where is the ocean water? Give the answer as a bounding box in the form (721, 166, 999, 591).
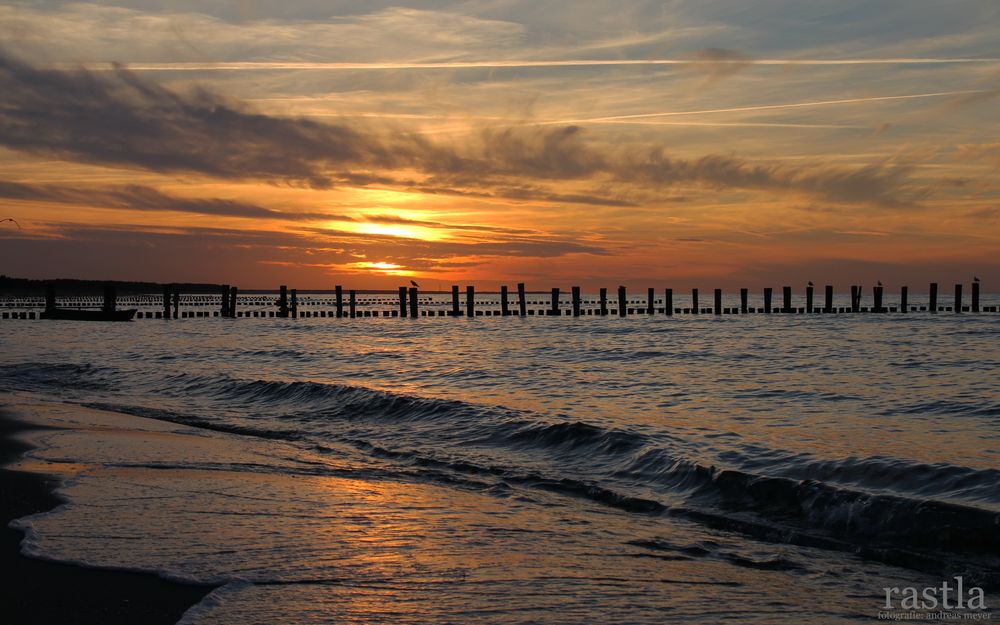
(2, 297, 999, 623)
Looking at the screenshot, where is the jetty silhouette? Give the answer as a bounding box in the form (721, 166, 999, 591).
(1, 279, 993, 321)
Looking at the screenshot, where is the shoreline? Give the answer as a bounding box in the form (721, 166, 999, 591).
(0, 407, 217, 625)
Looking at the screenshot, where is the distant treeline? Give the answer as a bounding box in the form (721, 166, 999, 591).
(0, 276, 226, 296)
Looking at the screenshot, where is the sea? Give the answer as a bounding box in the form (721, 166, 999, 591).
(1, 291, 998, 624)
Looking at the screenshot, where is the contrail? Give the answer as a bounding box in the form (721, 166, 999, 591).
(539, 90, 992, 124)
(540, 120, 860, 128)
(72, 58, 1000, 72)
(413, 120, 862, 136)
(298, 91, 979, 134)
(292, 111, 857, 130)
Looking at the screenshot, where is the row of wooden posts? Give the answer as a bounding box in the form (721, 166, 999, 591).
(162, 281, 987, 318)
(395, 283, 988, 316)
(1, 281, 986, 320)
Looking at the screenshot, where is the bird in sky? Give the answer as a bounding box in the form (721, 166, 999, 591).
(1, 218, 21, 229)
(410, 280, 419, 287)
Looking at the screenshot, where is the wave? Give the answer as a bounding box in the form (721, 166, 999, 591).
(0, 362, 114, 392)
(80, 405, 1000, 585)
(889, 398, 1000, 419)
(3, 361, 999, 582)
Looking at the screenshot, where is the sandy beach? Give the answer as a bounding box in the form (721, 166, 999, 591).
(0, 408, 215, 625)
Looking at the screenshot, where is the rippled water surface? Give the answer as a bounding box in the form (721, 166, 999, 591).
(2, 304, 998, 623)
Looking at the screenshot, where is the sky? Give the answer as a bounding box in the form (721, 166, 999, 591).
(1, 0, 998, 290)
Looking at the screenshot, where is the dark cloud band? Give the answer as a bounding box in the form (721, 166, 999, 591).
(0, 51, 916, 206)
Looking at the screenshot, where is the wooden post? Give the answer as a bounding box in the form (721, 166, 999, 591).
(782, 286, 791, 313)
(501, 286, 510, 316)
(349, 290, 356, 318)
(900, 286, 908, 313)
(228, 287, 237, 318)
(278, 285, 288, 318)
(824, 285, 833, 313)
(873, 285, 883, 313)
(451, 285, 460, 316)
(44, 283, 56, 313)
(172, 288, 180, 319)
(572, 286, 581, 317)
(617, 286, 627, 317)
(291, 289, 298, 319)
(599, 287, 608, 316)
(550, 288, 560, 316)
(691, 288, 699, 314)
(101, 285, 116, 314)
(764, 288, 772, 313)
(163, 285, 171, 319)
(335, 285, 343, 318)
(408, 287, 418, 318)
(972, 280, 980, 313)
(466, 286, 475, 317)
(647, 288, 655, 315)
(929, 282, 938, 313)
(518, 283, 527, 317)
(665, 288, 673, 316)
(806, 285, 814, 314)
(954, 283, 963, 313)
(220, 284, 230, 317)
(850, 286, 860, 313)
(740, 288, 748, 314)
(398, 286, 408, 318)
(713, 289, 722, 315)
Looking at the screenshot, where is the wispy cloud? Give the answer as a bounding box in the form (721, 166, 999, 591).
(0, 180, 339, 221)
(956, 142, 1000, 168)
(363, 214, 540, 235)
(0, 52, 922, 207)
(0, 5, 527, 66)
(0, 52, 403, 188)
(683, 48, 754, 90)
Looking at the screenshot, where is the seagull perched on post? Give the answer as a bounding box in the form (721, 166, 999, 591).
(1, 218, 21, 229)
(877, 280, 883, 287)
(974, 276, 980, 282)
(807, 281, 814, 287)
(410, 280, 419, 287)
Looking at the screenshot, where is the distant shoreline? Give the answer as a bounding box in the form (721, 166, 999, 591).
(0, 277, 532, 295)
(0, 277, 227, 296)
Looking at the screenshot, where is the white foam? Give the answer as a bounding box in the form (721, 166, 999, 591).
(177, 581, 255, 625)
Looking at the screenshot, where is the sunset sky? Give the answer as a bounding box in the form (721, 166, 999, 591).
(1, 0, 998, 289)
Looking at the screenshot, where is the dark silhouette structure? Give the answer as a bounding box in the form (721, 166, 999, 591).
(7, 279, 996, 322)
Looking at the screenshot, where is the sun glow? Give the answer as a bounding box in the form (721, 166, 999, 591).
(349, 221, 446, 241)
(353, 261, 410, 275)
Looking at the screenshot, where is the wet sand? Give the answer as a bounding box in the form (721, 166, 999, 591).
(0, 409, 216, 625)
